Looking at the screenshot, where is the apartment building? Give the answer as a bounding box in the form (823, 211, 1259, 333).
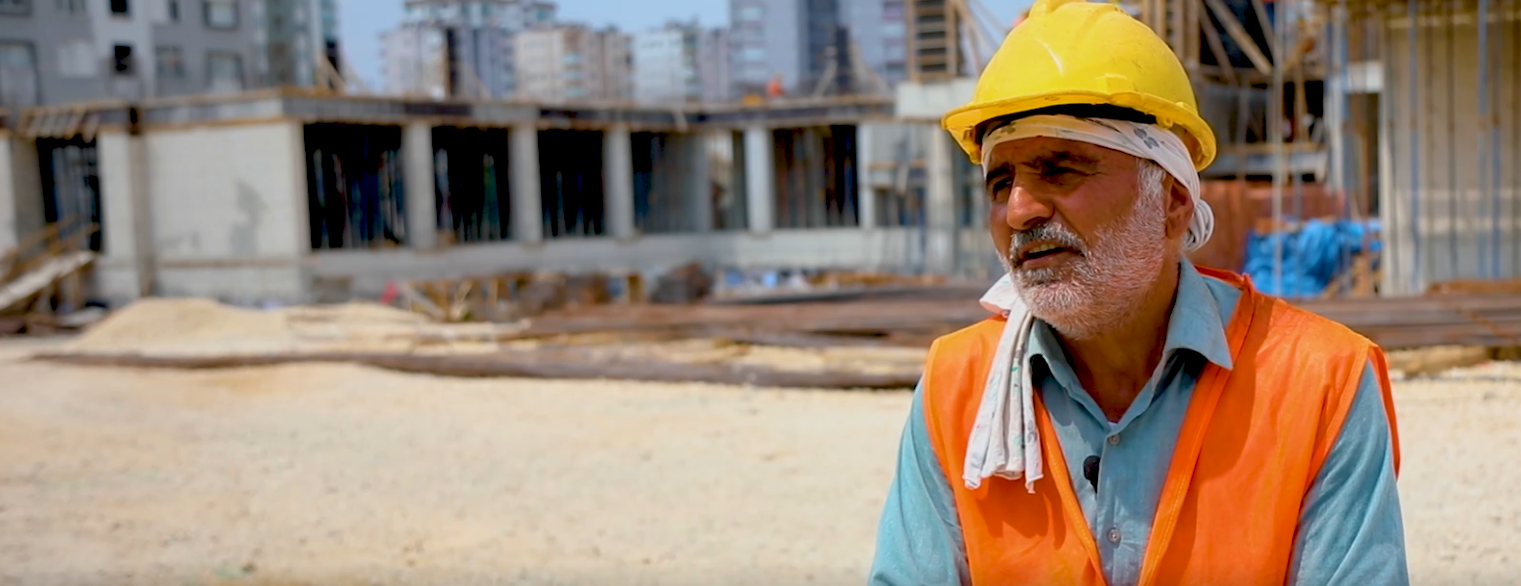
(728, 0, 845, 97)
(514, 24, 630, 103)
(0, 0, 268, 106)
(729, 0, 909, 97)
(841, 0, 906, 87)
(381, 0, 556, 99)
(696, 27, 730, 103)
(632, 22, 730, 105)
(0, 0, 342, 108)
(260, 0, 342, 88)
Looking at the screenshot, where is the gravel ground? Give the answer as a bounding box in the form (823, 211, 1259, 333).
(1, 338, 1518, 586)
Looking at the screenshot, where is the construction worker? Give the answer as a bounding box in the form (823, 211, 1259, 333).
(868, 0, 1407, 584)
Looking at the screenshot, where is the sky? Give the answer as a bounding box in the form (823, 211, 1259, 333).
(337, 0, 1026, 91)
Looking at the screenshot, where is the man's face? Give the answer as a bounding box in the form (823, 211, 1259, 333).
(983, 135, 1186, 338)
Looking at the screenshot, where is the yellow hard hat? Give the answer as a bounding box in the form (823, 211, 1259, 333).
(941, 0, 1217, 171)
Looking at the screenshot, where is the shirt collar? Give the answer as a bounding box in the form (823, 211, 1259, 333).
(1026, 258, 1234, 371)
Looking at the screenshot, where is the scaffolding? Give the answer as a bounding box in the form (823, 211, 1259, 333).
(1126, 0, 1520, 297)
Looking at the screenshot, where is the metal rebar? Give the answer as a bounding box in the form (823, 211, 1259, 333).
(1336, 0, 1354, 295)
(1487, 0, 1504, 279)
(1446, 0, 1458, 278)
(1512, 1, 1520, 276)
(1272, 0, 1287, 295)
(1478, 0, 1492, 278)
(1408, 0, 1422, 293)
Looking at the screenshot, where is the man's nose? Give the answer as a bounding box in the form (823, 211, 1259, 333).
(1004, 184, 1055, 232)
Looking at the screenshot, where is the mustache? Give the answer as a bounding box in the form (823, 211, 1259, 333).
(1008, 222, 1087, 261)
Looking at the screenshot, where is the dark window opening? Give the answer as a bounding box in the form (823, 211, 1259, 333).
(109, 0, 128, 15)
(537, 130, 605, 238)
(432, 126, 513, 244)
(112, 44, 133, 74)
(37, 137, 103, 252)
(304, 123, 408, 250)
(772, 125, 859, 229)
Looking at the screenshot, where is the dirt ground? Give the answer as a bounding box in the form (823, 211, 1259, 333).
(2, 338, 1519, 586)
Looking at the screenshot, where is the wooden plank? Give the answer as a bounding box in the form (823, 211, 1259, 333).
(1199, 0, 1240, 87)
(32, 351, 921, 390)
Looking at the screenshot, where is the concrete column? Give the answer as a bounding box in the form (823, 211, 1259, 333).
(924, 126, 957, 273)
(0, 138, 35, 252)
(402, 122, 437, 250)
(856, 124, 877, 229)
(96, 132, 154, 302)
(509, 125, 543, 244)
(743, 125, 774, 235)
(685, 133, 715, 232)
(604, 124, 635, 239)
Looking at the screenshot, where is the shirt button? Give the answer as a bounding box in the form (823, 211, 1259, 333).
(1107, 528, 1122, 544)
(1107, 434, 1121, 446)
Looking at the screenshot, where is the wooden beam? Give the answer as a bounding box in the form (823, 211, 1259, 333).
(32, 351, 924, 390)
(1199, 0, 1241, 87)
(1248, 0, 1279, 60)
(1203, 0, 1275, 75)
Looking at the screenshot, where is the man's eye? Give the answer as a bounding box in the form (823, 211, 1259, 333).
(989, 179, 1012, 199)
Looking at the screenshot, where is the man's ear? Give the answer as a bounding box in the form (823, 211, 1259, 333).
(1164, 179, 1194, 241)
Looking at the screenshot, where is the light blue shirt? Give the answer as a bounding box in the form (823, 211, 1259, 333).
(868, 260, 1408, 586)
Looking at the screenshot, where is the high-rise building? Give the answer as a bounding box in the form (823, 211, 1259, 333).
(727, 0, 849, 97)
(599, 27, 632, 102)
(631, 22, 730, 104)
(697, 28, 731, 103)
(259, 0, 343, 88)
(841, 0, 907, 87)
(381, 0, 556, 99)
(514, 24, 630, 103)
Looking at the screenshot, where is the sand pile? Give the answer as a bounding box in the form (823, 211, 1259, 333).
(65, 298, 508, 357)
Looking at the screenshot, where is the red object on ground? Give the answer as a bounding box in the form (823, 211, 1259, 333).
(379, 281, 399, 306)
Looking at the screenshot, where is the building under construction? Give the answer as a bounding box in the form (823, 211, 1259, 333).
(1, 0, 1518, 318)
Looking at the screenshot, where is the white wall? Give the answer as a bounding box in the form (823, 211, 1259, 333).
(140, 121, 310, 301)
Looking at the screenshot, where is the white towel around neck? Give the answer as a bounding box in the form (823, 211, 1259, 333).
(961, 115, 1212, 493)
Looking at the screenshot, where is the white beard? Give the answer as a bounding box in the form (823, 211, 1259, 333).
(1003, 171, 1170, 340)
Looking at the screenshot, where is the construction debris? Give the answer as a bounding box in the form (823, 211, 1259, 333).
(0, 216, 98, 328)
(33, 266, 1521, 390)
(43, 296, 928, 389)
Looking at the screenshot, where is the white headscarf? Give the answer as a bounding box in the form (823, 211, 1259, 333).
(963, 115, 1214, 492)
(981, 114, 1213, 252)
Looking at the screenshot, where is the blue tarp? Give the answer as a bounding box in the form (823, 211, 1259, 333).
(1242, 218, 1381, 298)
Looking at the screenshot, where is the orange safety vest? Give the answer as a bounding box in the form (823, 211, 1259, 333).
(921, 267, 1400, 586)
